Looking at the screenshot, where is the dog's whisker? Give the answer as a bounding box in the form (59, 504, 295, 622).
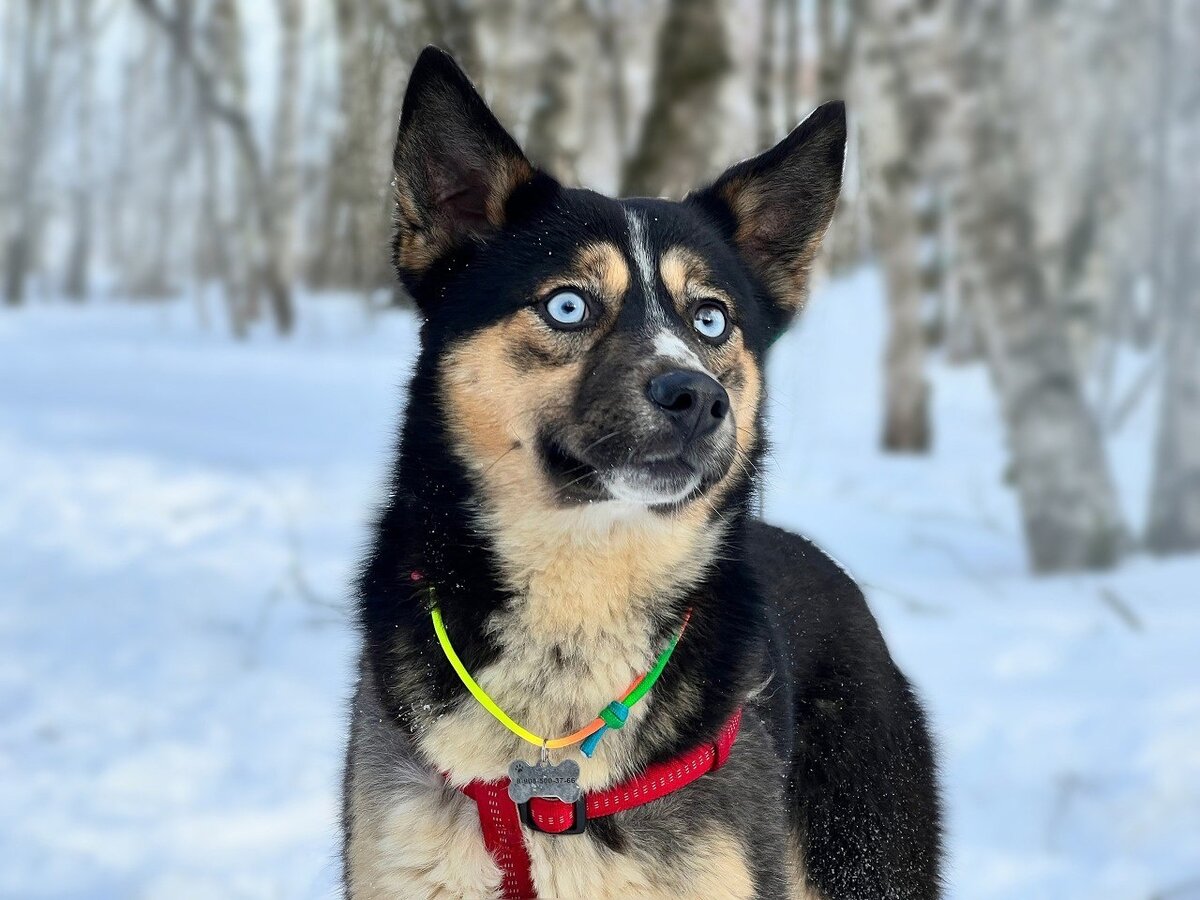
(578, 430, 622, 456)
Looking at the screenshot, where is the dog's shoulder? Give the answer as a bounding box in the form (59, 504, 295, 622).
(745, 520, 877, 633)
(744, 519, 897, 687)
(741, 526, 942, 897)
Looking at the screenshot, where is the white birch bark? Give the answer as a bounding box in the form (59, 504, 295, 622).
(267, 0, 302, 297)
(620, 0, 732, 198)
(64, 0, 95, 300)
(523, 0, 590, 183)
(1146, 0, 1200, 553)
(947, 0, 1128, 571)
(857, 0, 947, 452)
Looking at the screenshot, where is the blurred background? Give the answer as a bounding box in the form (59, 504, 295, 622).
(1, 0, 1197, 897)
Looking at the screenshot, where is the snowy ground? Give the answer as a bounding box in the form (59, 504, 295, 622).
(1, 275, 1197, 899)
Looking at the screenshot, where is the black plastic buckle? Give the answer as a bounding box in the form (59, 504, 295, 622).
(518, 795, 587, 835)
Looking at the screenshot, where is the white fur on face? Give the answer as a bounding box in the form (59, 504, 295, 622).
(625, 210, 667, 327)
(602, 466, 702, 507)
(652, 329, 711, 373)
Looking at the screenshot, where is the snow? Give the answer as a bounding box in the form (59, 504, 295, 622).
(2, 277, 1197, 899)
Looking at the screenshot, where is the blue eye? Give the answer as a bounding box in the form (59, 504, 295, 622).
(544, 291, 589, 328)
(692, 303, 728, 340)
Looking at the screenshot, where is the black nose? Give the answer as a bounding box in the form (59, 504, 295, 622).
(647, 370, 730, 440)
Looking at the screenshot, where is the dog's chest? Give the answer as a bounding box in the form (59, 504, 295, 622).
(346, 779, 757, 900)
(417, 600, 657, 787)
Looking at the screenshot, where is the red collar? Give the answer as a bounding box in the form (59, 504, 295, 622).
(457, 709, 743, 900)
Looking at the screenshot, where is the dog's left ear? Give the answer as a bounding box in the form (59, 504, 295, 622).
(391, 46, 537, 290)
(687, 101, 846, 320)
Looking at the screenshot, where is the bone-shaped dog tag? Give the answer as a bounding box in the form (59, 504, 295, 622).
(507, 757, 582, 804)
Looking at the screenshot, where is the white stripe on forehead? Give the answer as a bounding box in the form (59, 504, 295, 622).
(626, 209, 714, 374)
(624, 209, 667, 326)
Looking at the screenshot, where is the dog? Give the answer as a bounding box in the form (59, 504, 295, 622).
(343, 46, 942, 900)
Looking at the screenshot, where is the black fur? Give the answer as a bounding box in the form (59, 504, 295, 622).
(345, 46, 942, 899)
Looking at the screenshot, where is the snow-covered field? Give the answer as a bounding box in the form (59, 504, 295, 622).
(1, 274, 1197, 899)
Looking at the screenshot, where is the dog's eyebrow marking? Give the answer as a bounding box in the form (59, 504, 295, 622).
(625, 210, 667, 326)
(653, 330, 709, 373)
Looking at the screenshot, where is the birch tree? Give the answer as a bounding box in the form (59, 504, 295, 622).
(782, 0, 802, 127)
(134, 0, 295, 333)
(267, 0, 302, 298)
(3, 2, 64, 305)
(594, 0, 631, 159)
(754, 0, 781, 151)
(946, 0, 1129, 571)
(524, 0, 591, 182)
(1146, 0, 1200, 554)
(620, 0, 732, 198)
(64, 0, 96, 300)
(856, 0, 950, 452)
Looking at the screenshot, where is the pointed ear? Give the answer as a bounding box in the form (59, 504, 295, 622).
(687, 101, 846, 319)
(391, 47, 536, 288)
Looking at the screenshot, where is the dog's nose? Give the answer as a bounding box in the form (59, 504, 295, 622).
(647, 370, 730, 440)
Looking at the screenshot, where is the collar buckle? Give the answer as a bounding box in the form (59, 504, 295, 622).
(518, 795, 588, 835)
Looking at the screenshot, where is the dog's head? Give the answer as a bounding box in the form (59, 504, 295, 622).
(394, 47, 844, 527)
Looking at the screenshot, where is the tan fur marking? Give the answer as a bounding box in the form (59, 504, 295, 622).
(485, 157, 534, 227)
(441, 310, 581, 465)
(697, 334, 763, 513)
(659, 246, 736, 319)
(718, 176, 829, 313)
(393, 176, 441, 276)
(392, 155, 533, 277)
(526, 241, 630, 334)
(572, 241, 631, 302)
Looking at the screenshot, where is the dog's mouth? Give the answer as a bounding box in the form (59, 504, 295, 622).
(538, 434, 722, 510)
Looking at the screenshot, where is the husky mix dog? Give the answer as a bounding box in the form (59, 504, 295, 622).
(343, 47, 942, 900)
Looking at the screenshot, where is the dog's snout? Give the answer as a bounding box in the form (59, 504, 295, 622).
(647, 370, 729, 440)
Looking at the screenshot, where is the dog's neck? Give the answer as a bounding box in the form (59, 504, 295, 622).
(469, 487, 726, 645)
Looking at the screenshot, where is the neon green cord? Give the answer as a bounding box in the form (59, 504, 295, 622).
(428, 589, 689, 752)
(431, 605, 545, 746)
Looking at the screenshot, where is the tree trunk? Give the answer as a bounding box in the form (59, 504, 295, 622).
(64, 0, 95, 300)
(754, 0, 779, 150)
(4, 1, 57, 306)
(524, 0, 589, 182)
(312, 0, 407, 293)
(268, 0, 302, 297)
(815, 0, 863, 273)
(1146, 210, 1200, 553)
(595, 0, 630, 159)
(858, 0, 945, 452)
(1146, 1, 1200, 553)
(782, 0, 802, 126)
(877, 182, 930, 452)
(816, 0, 854, 104)
(620, 0, 732, 198)
(950, 1, 1128, 572)
(136, 0, 294, 333)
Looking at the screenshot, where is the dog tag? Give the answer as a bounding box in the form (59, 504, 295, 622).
(507, 757, 582, 804)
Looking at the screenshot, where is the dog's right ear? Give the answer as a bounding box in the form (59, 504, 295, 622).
(391, 47, 537, 291)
